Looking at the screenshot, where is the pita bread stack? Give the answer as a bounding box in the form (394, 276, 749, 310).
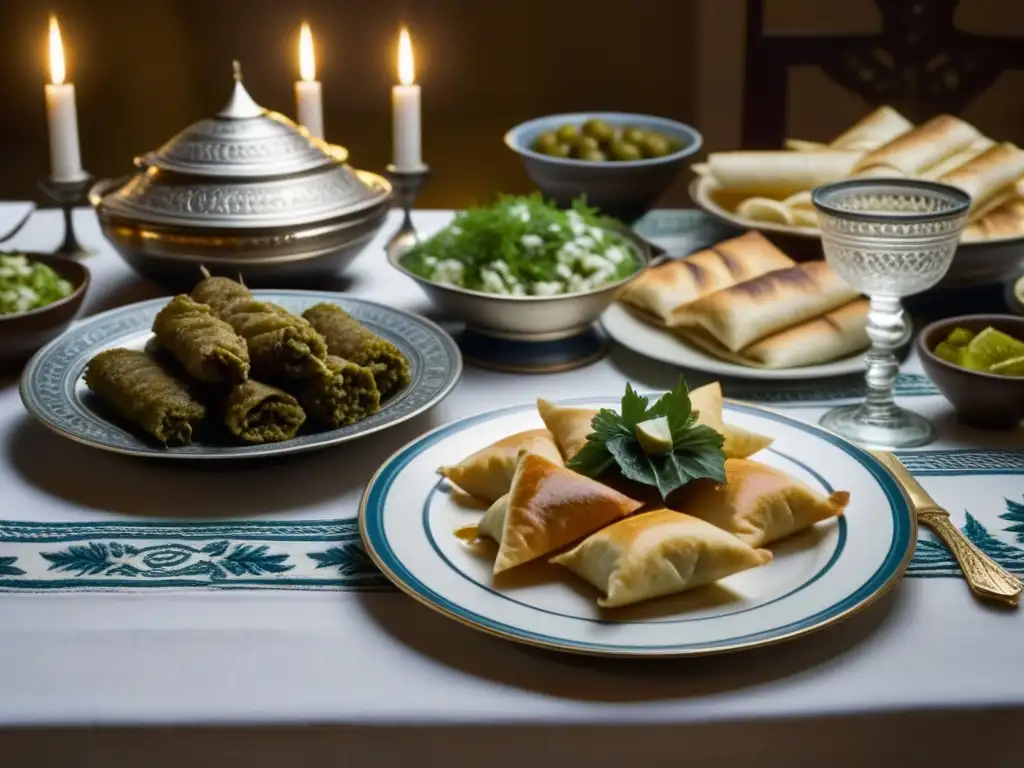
(698, 106, 1024, 241)
(620, 232, 869, 369)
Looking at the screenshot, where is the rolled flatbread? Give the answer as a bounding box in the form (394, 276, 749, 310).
(675, 299, 870, 369)
(667, 262, 860, 351)
(620, 231, 795, 324)
(938, 142, 1024, 218)
(784, 139, 828, 152)
(962, 198, 1024, 242)
(830, 106, 914, 152)
(853, 114, 981, 176)
(735, 197, 796, 225)
(780, 191, 819, 226)
(784, 107, 912, 154)
(920, 137, 996, 180)
(706, 150, 862, 196)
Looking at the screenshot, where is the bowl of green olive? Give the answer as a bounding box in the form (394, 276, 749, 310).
(505, 112, 702, 222)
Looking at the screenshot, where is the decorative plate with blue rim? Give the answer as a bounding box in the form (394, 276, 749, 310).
(360, 397, 915, 657)
(19, 291, 462, 460)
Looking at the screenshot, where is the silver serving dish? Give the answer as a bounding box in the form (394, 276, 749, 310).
(388, 227, 653, 341)
(90, 64, 392, 287)
(98, 163, 390, 230)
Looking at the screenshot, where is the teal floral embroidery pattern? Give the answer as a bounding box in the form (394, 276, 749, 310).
(907, 505, 1024, 578)
(999, 498, 1024, 543)
(308, 544, 390, 587)
(41, 541, 293, 580)
(0, 556, 24, 576)
(0, 518, 388, 591)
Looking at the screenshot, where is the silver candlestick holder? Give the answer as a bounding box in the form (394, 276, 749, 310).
(384, 164, 431, 258)
(38, 174, 96, 258)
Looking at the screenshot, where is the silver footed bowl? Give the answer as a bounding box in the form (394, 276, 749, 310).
(389, 226, 652, 341)
(90, 176, 391, 289)
(812, 178, 971, 449)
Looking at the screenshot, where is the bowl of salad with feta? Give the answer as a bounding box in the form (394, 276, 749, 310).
(0, 252, 89, 370)
(392, 195, 651, 340)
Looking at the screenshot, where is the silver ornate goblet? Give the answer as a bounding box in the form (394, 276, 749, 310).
(812, 179, 971, 448)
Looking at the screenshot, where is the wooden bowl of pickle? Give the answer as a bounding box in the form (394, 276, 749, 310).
(504, 112, 702, 223)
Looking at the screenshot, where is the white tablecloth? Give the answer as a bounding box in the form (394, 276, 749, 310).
(2, 209, 1023, 767)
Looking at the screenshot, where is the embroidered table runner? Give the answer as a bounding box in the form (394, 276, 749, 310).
(2, 208, 1024, 734)
(0, 210, 1020, 593)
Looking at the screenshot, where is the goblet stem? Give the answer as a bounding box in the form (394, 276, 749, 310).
(859, 294, 905, 425)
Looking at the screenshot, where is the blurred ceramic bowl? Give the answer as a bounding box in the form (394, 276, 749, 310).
(918, 314, 1024, 430)
(692, 175, 1024, 285)
(0, 252, 89, 371)
(389, 226, 653, 341)
(505, 112, 702, 222)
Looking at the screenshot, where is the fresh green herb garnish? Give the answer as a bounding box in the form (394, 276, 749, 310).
(567, 378, 727, 500)
(400, 194, 640, 296)
(0, 254, 74, 315)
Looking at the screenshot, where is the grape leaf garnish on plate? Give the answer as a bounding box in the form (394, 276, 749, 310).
(566, 378, 726, 500)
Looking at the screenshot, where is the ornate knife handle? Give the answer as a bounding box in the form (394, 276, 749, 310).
(918, 509, 1023, 606)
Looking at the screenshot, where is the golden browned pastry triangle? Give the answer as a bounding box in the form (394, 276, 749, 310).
(475, 451, 643, 574)
(673, 458, 849, 547)
(689, 382, 773, 459)
(551, 509, 772, 608)
(536, 399, 597, 461)
(439, 429, 563, 503)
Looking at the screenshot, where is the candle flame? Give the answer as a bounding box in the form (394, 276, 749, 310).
(49, 15, 66, 85)
(299, 22, 316, 82)
(398, 27, 415, 86)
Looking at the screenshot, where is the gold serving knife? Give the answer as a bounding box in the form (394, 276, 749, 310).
(872, 451, 1022, 606)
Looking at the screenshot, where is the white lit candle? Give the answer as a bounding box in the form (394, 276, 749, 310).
(392, 27, 423, 171)
(45, 16, 86, 183)
(294, 22, 324, 139)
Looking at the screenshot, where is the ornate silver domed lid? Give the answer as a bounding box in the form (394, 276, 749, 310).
(94, 62, 391, 230)
(138, 62, 344, 178)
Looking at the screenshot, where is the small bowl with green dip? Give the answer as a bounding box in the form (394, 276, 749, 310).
(0, 252, 90, 371)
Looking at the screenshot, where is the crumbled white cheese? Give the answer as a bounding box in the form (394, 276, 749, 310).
(557, 241, 586, 265)
(490, 260, 513, 277)
(422, 256, 438, 268)
(481, 268, 507, 294)
(432, 259, 464, 284)
(574, 235, 596, 250)
(603, 246, 627, 264)
(579, 254, 612, 273)
(567, 211, 587, 236)
(555, 263, 573, 280)
(510, 284, 526, 297)
(588, 226, 605, 242)
(531, 281, 564, 296)
(508, 204, 531, 223)
(548, 223, 562, 233)
(520, 234, 544, 249)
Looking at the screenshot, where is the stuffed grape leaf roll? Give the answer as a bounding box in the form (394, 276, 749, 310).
(301, 303, 410, 397)
(293, 355, 381, 428)
(84, 348, 207, 446)
(223, 380, 306, 444)
(151, 295, 250, 385)
(191, 276, 328, 380)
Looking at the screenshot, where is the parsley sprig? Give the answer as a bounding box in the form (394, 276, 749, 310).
(566, 378, 726, 500)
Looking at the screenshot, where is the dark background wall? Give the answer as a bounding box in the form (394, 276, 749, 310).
(0, 0, 699, 208)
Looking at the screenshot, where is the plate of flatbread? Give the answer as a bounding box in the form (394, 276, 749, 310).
(359, 382, 915, 657)
(603, 231, 872, 379)
(690, 106, 1024, 287)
